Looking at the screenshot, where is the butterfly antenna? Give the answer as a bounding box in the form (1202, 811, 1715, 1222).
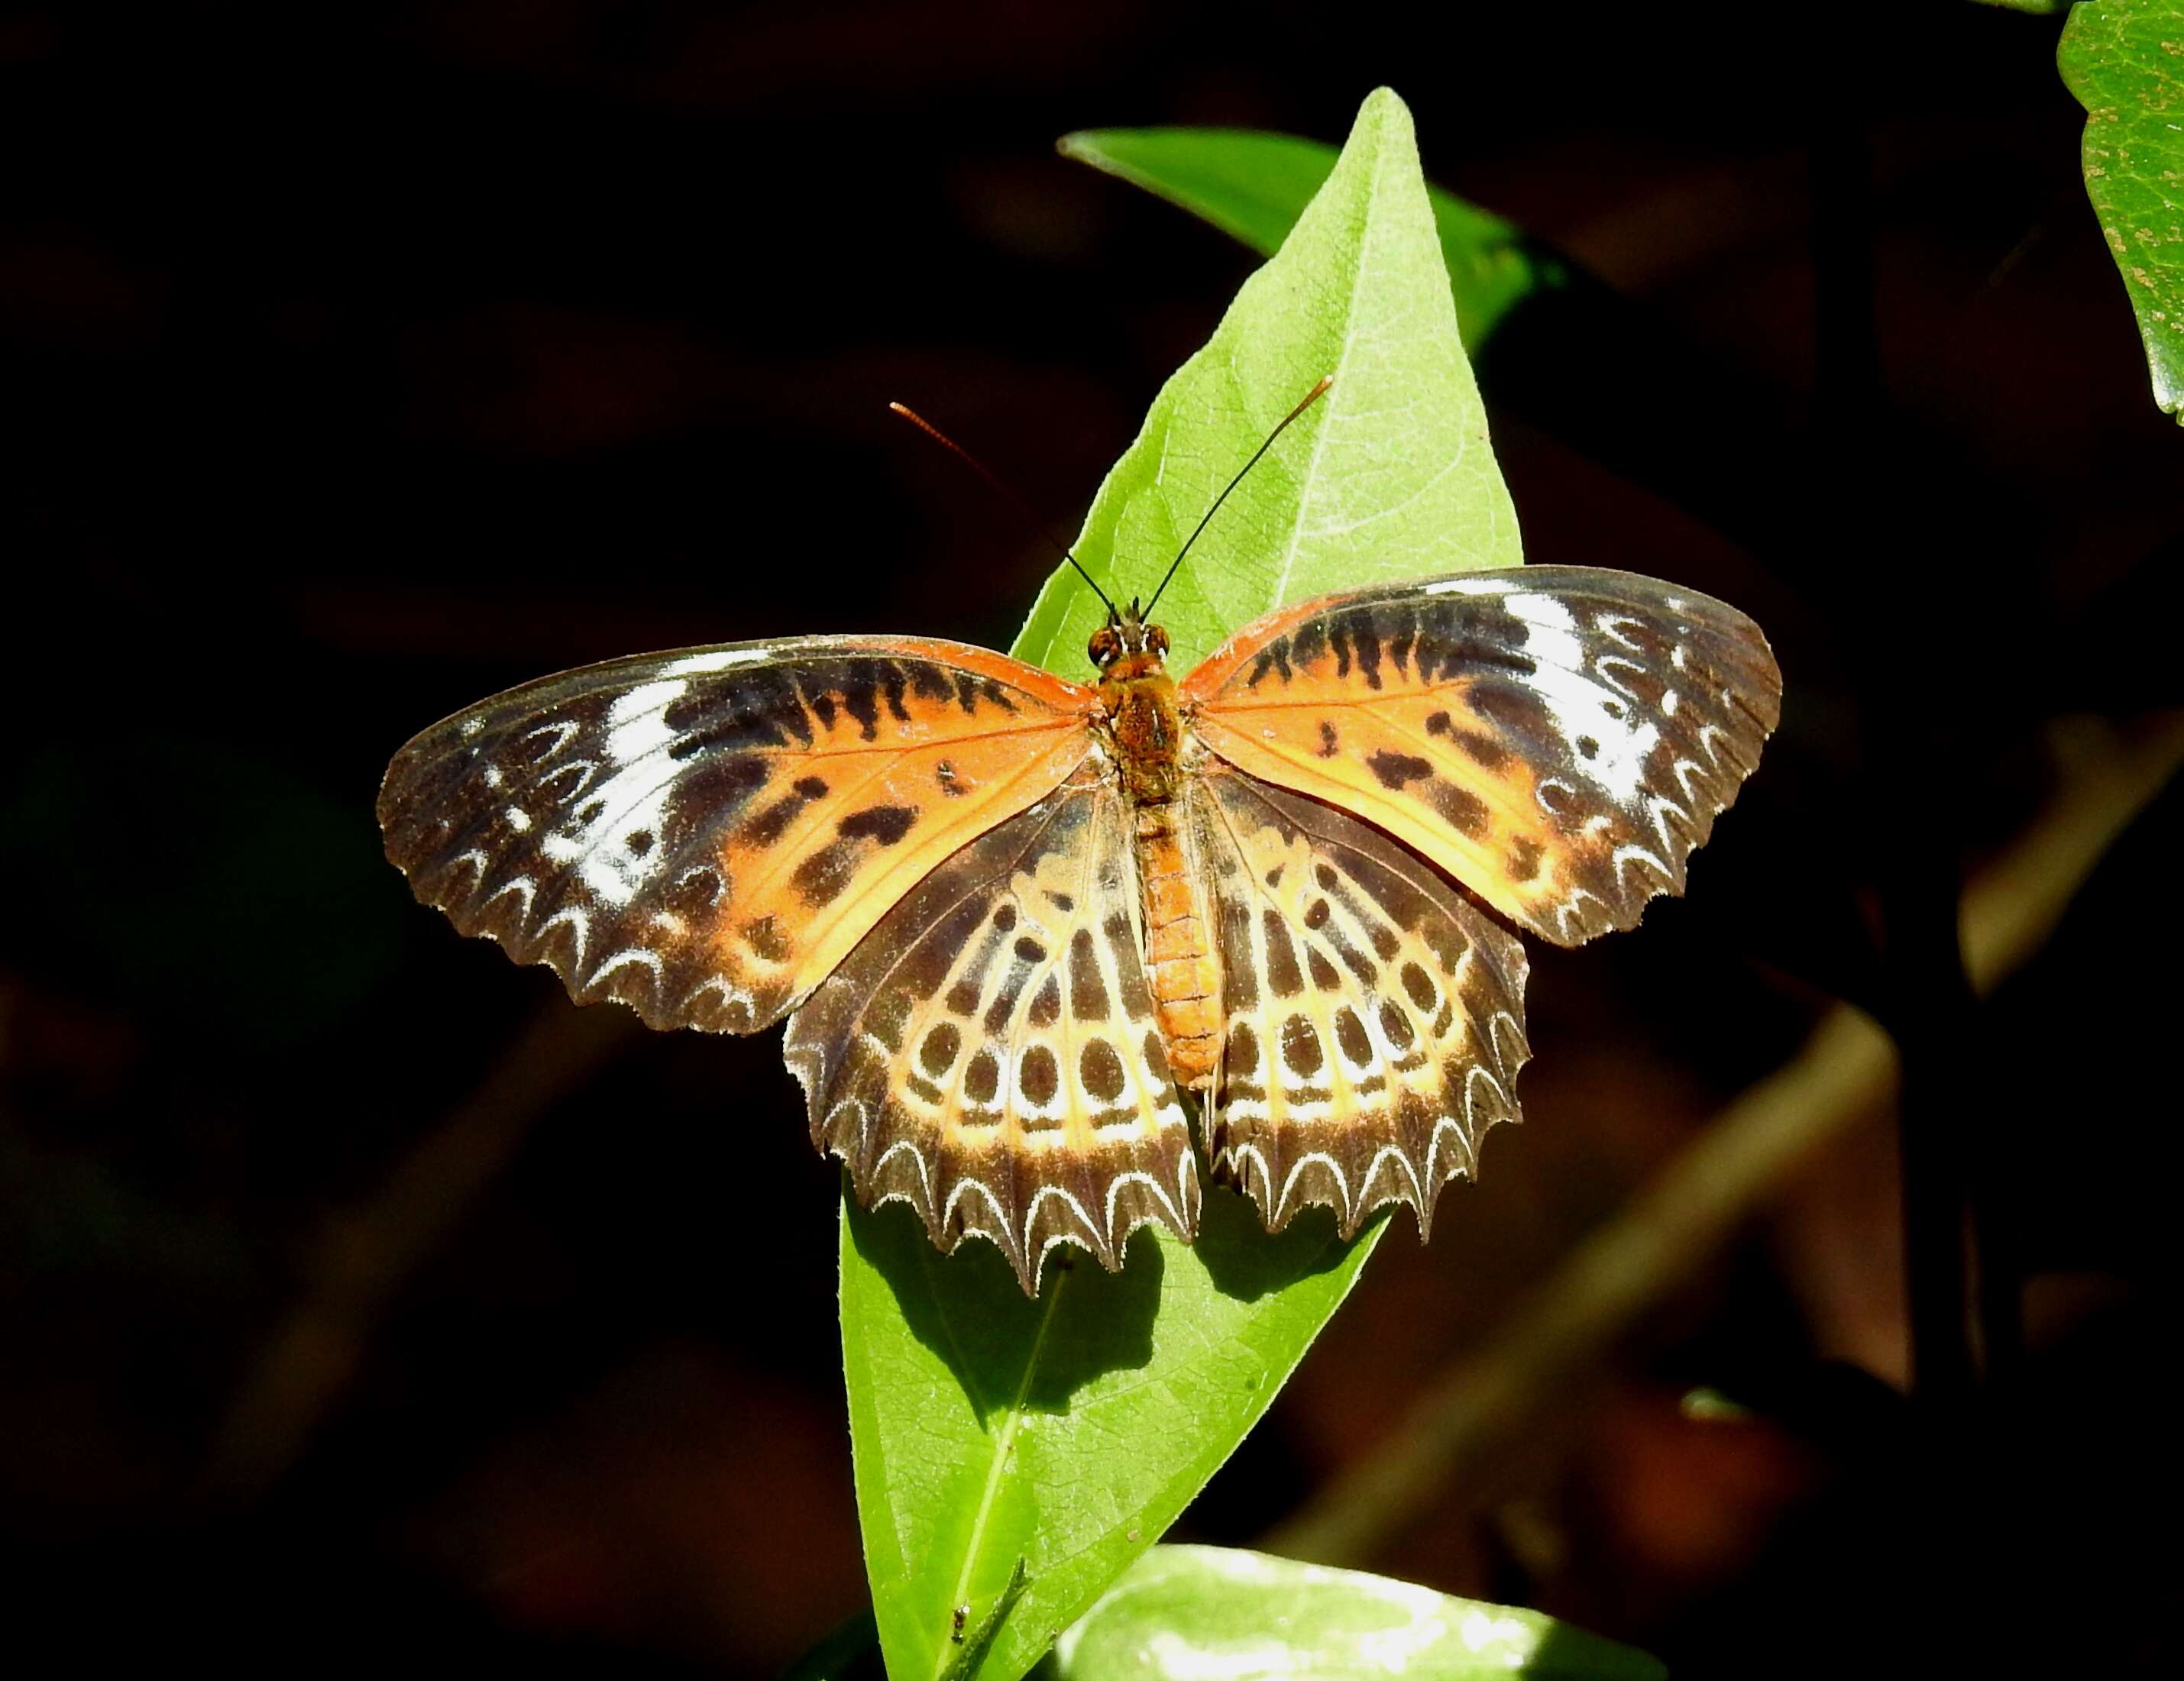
(888, 402, 1118, 616)
(1143, 374, 1334, 618)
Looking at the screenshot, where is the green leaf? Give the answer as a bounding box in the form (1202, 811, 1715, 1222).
(2060, 0, 2184, 422)
(1040, 1546, 1667, 1681)
(841, 86, 1523, 1681)
(1021, 90, 1523, 679)
(1056, 126, 1568, 363)
(842, 1194, 1378, 1681)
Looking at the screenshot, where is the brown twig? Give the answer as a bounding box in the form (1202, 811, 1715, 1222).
(202, 996, 639, 1500)
(1267, 712, 2184, 1567)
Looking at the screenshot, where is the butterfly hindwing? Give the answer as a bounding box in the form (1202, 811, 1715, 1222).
(378, 636, 1100, 1033)
(1191, 767, 1531, 1240)
(784, 765, 1199, 1294)
(1182, 566, 1782, 946)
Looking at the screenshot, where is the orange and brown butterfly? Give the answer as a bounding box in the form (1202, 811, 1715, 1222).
(378, 402, 1782, 1296)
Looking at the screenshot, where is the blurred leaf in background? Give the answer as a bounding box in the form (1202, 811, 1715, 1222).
(1057, 124, 1568, 358)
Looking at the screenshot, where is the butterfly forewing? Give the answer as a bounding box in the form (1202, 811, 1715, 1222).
(1182, 567, 1782, 946)
(378, 636, 1100, 1034)
(1191, 768, 1529, 1239)
(784, 765, 1198, 1294)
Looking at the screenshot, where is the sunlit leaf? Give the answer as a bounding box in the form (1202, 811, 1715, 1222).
(1040, 1546, 1666, 1681)
(1058, 124, 1567, 360)
(2060, 0, 2184, 422)
(1020, 91, 1522, 678)
(842, 86, 1524, 1681)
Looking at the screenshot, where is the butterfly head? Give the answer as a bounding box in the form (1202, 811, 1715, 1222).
(1088, 599, 1170, 675)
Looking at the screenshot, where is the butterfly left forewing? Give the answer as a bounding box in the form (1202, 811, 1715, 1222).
(785, 765, 1198, 1295)
(379, 636, 1099, 1033)
(1190, 767, 1530, 1240)
(1182, 567, 1781, 946)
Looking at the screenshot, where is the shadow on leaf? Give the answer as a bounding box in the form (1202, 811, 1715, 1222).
(846, 1194, 1163, 1419)
(1192, 1189, 1371, 1304)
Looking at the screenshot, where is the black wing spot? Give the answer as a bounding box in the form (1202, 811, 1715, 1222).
(1427, 781, 1490, 839)
(1019, 1044, 1060, 1106)
(1367, 749, 1433, 790)
(791, 839, 859, 907)
(838, 804, 917, 845)
(921, 1021, 962, 1077)
(1067, 928, 1110, 1020)
(1280, 1015, 1325, 1077)
(1262, 909, 1305, 998)
(1079, 1039, 1127, 1102)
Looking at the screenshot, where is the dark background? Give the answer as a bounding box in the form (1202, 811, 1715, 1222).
(4, 3, 2179, 1675)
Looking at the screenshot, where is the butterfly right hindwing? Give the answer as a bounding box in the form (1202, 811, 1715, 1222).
(1190, 767, 1530, 1240)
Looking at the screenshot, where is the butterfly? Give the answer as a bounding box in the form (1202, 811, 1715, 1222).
(379, 540, 1781, 1294)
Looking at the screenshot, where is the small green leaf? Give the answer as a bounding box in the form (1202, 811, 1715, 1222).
(2060, 0, 2184, 422)
(1057, 125, 1568, 361)
(1041, 1546, 1667, 1681)
(842, 86, 1523, 1681)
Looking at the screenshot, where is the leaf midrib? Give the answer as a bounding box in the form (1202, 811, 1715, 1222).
(935, 1266, 1072, 1681)
(1267, 110, 1389, 609)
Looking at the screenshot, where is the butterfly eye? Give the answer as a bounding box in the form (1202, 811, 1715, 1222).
(1145, 624, 1170, 659)
(1088, 626, 1124, 669)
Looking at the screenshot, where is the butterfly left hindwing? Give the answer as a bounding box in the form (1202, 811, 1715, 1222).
(785, 764, 1198, 1294)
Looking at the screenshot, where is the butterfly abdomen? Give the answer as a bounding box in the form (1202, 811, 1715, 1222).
(1099, 661, 1221, 1092)
(1132, 800, 1221, 1091)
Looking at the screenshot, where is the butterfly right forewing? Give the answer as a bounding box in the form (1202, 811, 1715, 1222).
(1182, 566, 1782, 946)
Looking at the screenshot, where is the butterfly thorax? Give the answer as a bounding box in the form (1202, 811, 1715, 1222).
(1092, 634, 1221, 1092)
(1096, 651, 1185, 803)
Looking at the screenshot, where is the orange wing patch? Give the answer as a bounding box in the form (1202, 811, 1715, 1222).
(1183, 567, 1781, 946)
(379, 636, 1100, 1033)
